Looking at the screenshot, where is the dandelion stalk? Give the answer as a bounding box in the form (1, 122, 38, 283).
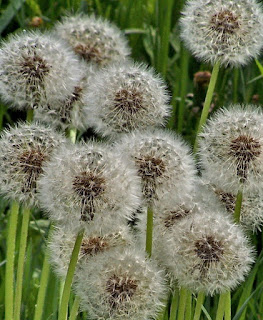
(177, 287, 188, 320)
(224, 291, 231, 320)
(14, 206, 31, 320)
(234, 190, 243, 223)
(5, 201, 19, 320)
(146, 205, 154, 257)
(215, 291, 228, 320)
(26, 109, 34, 123)
(69, 296, 80, 320)
(68, 127, 77, 144)
(193, 61, 220, 153)
(193, 292, 205, 320)
(169, 287, 179, 319)
(58, 229, 84, 320)
(185, 291, 192, 320)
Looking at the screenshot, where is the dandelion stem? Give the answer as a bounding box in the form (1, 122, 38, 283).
(146, 205, 154, 257)
(58, 229, 84, 320)
(14, 206, 31, 320)
(33, 225, 53, 320)
(224, 291, 231, 320)
(69, 127, 77, 144)
(69, 296, 80, 320)
(193, 61, 220, 153)
(26, 108, 34, 123)
(169, 287, 179, 319)
(193, 292, 205, 320)
(177, 287, 188, 320)
(185, 291, 192, 320)
(215, 291, 228, 320)
(234, 190, 243, 223)
(5, 201, 19, 320)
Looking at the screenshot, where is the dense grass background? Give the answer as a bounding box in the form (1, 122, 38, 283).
(1, 0, 263, 319)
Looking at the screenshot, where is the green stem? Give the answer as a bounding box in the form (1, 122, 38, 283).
(33, 226, 52, 320)
(193, 61, 220, 153)
(177, 46, 189, 133)
(69, 127, 77, 144)
(224, 291, 231, 320)
(234, 190, 243, 224)
(215, 292, 228, 320)
(146, 205, 154, 257)
(5, 201, 19, 320)
(177, 287, 188, 320)
(14, 206, 31, 320)
(26, 109, 34, 123)
(193, 292, 205, 320)
(169, 288, 179, 320)
(69, 296, 80, 320)
(233, 68, 239, 104)
(185, 291, 192, 320)
(58, 230, 84, 320)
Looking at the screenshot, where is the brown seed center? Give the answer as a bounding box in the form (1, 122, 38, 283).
(74, 44, 103, 64)
(229, 135, 261, 181)
(106, 274, 138, 309)
(19, 147, 47, 192)
(21, 55, 49, 79)
(73, 172, 106, 221)
(81, 236, 109, 256)
(215, 189, 236, 213)
(195, 236, 224, 268)
(114, 89, 144, 114)
(210, 9, 240, 35)
(163, 208, 191, 228)
(60, 86, 83, 124)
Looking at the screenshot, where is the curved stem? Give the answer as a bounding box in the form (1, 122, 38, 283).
(5, 201, 19, 320)
(193, 61, 220, 153)
(234, 190, 243, 224)
(58, 229, 84, 320)
(146, 205, 154, 257)
(14, 206, 31, 320)
(193, 292, 205, 320)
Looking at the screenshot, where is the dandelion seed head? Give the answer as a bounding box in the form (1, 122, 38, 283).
(199, 105, 263, 193)
(53, 14, 130, 67)
(180, 0, 263, 66)
(74, 248, 167, 320)
(0, 123, 66, 206)
(0, 31, 83, 110)
(83, 63, 170, 138)
(38, 142, 141, 226)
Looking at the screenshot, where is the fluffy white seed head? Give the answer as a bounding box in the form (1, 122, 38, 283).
(201, 179, 263, 232)
(0, 31, 83, 110)
(199, 105, 263, 194)
(38, 142, 141, 227)
(74, 248, 167, 320)
(180, 0, 263, 66)
(83, 63, 170, 138)
(48, 221, 133, 278)
(0, 123, 66, 206)
(163, 210, 254, 295)
(113, 129, 197, 207)
(53, 14, 130, 67)
(33, 63, 95, 131)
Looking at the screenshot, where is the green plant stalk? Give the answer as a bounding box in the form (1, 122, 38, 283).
(58, 230, 84, 320)
(224, 291, 231, 320)
(215, 292, 228, 320)
(14, 206, 31, 320)
(33, 238, 51, 320)
(233, 68, 239, 104)
(169, 288, 179, 320)
(193, 61, 220, 153)
(234, 190, 243, 224)
(193, 292, 205, 320)
(69, 127, 77, 144)
(5, 201, 19, 320)
(177, 287, 188, 320)
(146, 205, 154, 257)
(69, 296, 80, 320)
(185, 291, 192, 320)
(177, 46, 190, 133)
(26, 109, 34, 123)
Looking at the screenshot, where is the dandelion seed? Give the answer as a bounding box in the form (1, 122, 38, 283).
(198, 105, 263, 193)
(53, 14, 130, 67)
(180, 0, 263, 66)
(0, 31, 82, 110)
(0, 123, 66, 206)
(38, 142, 141, 226)
(113, 129, 196, 206)
(83, 63, 170, 138)
(74, 248, 167, 320)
